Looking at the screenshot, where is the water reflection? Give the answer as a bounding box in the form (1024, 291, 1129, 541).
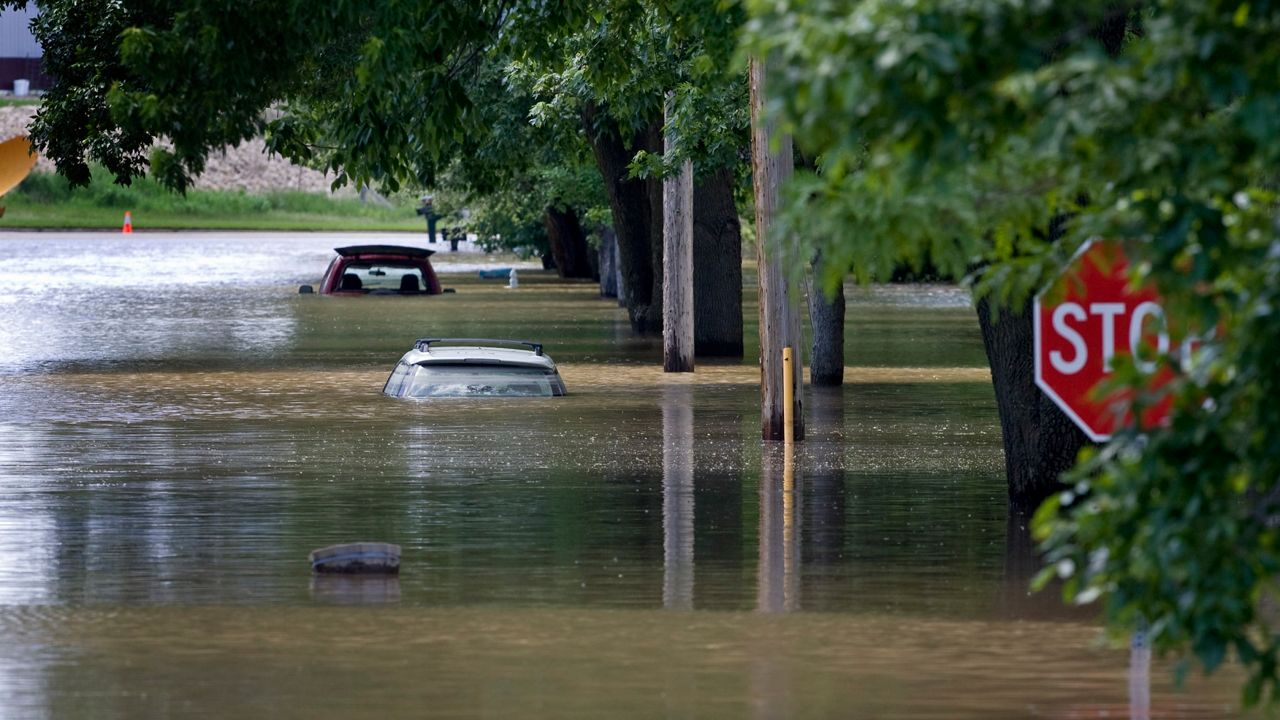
(661, 386, 694, 611)
(0, 232, 322, 372)
(802, 388, 847, 571)
(1001, 513, 1162, 717)
(758, 445, 801, 614)
(0, 232, 1249, 717)
(0, 422, 59, 606)
(753, 440, 800, 718)
(999, 510, 1097, 623)
(310, 575, 402, 604)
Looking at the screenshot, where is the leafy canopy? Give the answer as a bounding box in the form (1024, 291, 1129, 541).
(746, 0, 1280, 704)
(1, 0, 587, 192)
(6, 0, 747, 263)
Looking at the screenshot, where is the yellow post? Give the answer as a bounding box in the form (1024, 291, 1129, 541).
(782, 346, 794, 445)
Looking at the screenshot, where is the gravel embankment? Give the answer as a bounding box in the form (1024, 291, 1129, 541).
(0, 105, 346, 195)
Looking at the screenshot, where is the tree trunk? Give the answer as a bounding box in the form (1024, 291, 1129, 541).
(977, 296, 1090, 511)
(583, 103, 663, 333)
(587, 234, 600, 282)
(693, 167, 744, 358)
(663, 95, 695, 373)
(978, 14, 1125, 509)
(808, 252, 845, 386)
(646, 121, 666, 322)
(750, 56, 805, 442)
(598, 225, 620, 299)
(543, 204, 594, 279)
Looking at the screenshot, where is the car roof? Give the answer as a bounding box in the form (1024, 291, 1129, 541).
(399, 339, 558, 371)
(335, 245, 436, 259)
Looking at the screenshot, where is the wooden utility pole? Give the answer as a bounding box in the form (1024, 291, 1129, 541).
(749, 57, 804, 441)
(663, 92, 695, 373)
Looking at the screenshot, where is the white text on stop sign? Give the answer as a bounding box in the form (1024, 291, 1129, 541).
(1049, 301, 1170, 375)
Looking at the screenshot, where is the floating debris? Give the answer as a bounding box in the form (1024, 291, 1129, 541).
(309, 542, 401, 574)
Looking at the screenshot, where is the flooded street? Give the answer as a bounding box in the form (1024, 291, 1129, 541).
(0, 231, 1242, 717)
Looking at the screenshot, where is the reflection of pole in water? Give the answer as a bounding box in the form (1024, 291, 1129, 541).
(758, 444, 801, 613)
(1129, 625, 1151, 720)
(662, 386, 694, 610)
(783, 445, 797, 611)
(752, 445, 799, 720)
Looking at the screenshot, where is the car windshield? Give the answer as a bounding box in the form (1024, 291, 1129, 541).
(384, 363, 559, 398)
(342, 262, 425, 292)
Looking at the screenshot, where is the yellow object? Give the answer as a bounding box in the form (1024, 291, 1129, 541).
(782, 346, 794, 445)
(0, 135, 38, 198)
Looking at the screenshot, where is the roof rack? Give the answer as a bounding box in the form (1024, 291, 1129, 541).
(414, 338, 544, 356)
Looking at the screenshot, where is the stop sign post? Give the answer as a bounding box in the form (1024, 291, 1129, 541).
(1033, 240, 1179, 441)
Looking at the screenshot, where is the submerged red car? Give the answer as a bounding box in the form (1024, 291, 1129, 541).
(300, 245, 444, 295)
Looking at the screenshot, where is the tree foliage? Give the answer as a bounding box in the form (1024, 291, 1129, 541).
(747, 0, 1280, 703)
(515, 0, 748, 180)
(424, 58, 607, 256)
(1, 0, 585, 192)
(5, 0, 746, 193)
(17, 0, 1280, 700)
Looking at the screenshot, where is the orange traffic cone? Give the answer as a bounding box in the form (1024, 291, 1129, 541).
(122, 211, 133, 234)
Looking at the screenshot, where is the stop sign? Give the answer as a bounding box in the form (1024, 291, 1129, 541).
(1033, 240, 1177, 441)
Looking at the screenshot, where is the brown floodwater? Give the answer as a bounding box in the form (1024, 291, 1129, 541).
(0, 231, 1244, 718)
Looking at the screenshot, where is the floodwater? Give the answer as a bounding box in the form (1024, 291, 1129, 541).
(0, 231, 1243, 718)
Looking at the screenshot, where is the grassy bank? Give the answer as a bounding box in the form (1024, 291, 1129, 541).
(1, 168, 426, 231)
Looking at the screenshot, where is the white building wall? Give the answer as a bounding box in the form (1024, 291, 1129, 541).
(0, 7, 41, 59)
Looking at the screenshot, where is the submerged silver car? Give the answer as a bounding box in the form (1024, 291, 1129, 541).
(382, 338, 567, 398)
